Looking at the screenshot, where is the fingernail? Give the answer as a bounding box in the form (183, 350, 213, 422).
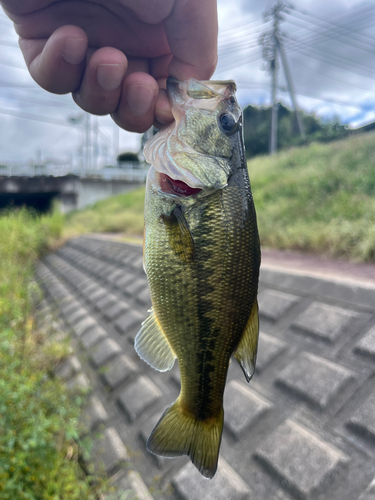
(62, 38, 87, 65)
(97, 64, 124, 92)
(127, 84, 155, 116)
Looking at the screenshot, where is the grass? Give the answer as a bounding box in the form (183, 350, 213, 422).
(249, 131, 375, 261)
(64, 188, 145, 240)
(0, 209, 105, 500)
(64, 131, 375, 262)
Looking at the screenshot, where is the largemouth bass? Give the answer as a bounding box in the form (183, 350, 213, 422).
(135, 78, 260, 479)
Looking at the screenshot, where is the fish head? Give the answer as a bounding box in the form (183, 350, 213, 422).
(144, 78, 243, 199)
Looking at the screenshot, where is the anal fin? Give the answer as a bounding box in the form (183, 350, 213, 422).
(234, 301, 259, 382)
(135, 309, 176, 372)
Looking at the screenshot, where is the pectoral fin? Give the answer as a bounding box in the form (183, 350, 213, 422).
(161, 205, 195, 263)
(234, 301, 259, 382)
(135, 309, 176, 372)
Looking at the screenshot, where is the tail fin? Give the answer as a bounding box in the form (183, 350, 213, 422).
(146, 399, 224, 479)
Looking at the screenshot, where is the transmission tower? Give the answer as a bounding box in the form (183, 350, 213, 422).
(260, 1, 305, 154)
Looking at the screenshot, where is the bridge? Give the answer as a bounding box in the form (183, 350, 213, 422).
(0, 165, 148, 213)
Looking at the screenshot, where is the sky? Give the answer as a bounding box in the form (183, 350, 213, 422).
(0, 0, 375, 167)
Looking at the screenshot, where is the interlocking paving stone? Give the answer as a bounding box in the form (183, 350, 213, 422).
(124, 278, 148, 297)
(65, 306, 88, 326)
(275, 352, 356, 409)
(224, 380, 272, 438)
(56, 355, 82, 381)
(359, 479, 375, 500)
(347, 391, 375, 441)
(73, 316, 97, 337)
(118, 376, 162, 422)
(82, 396, 109, 431)
(172, 457, 251, 500)
(137, 286, 151, 305)
(78, 281, 98, 295)
(92, 427, 129, 474)
(258, 289, 300, 321)
(38, 236, 375, 500)
(114, 273, 136, 290)
(60, 299, 81, 317)
(291, 302, 358, 343)
(91, 338, 122, 367)
(114, 309, 144, 335)
(67, 372, 91, 392)
(255, 420, 349, 499)
(354, 325, 375, 360)
(101, 354, 138, 390)
(103, 300, 130, 321)
(109, 471, 155, 500)
(94, 294, 117, 312)
(256, 332, 288, 373)
(80, 325, 107, 349)
(88, 288, 107, 305)
(106, 269, 126, 285)
(132, 255, 144, 270)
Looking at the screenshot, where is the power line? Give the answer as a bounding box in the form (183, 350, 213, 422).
(218, 16, 266, 37)
(215, 51, 263, 74)
(286, 54, 375, 97)
(0, 81, 38, 88)
(284, 14, 375, 58)
(0, 40, 19, 48)
(285, 4, 375, 49)
(0, 59, 27, 70)
(237, 80, 367, 111)
(284, 38, 375, 83)
(292, 4, 375, 44)
(0, 93, 77, 109)
(0, 107, 78, 127)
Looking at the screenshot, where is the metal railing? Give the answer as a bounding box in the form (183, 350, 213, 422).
(0, 163, 150, 182)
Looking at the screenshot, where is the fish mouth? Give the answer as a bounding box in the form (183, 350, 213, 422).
(157, 172, 203, 197)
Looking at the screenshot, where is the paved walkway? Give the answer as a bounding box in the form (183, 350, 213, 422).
(262, 248, 375, 285)
(36, 235, 375, 500)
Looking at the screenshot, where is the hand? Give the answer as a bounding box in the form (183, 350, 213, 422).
(1, 0, 218, 132)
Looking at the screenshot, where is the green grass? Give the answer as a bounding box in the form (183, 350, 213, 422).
(64, 131, 375, 262)
(64, 188, 145, 240)
(249, 131, 375, 261)
(0, 209, 105, 500)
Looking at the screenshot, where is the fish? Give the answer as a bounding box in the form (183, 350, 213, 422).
(135, 77, 260, 479)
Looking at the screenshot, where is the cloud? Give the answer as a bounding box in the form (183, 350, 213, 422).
(215, 0, 375, 127)
(1, 1, 375, 165)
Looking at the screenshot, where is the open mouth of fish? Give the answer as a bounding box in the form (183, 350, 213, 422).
(157, 172, 203, 197)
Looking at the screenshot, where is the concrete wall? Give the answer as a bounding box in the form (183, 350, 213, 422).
(0, 175, 144, 213)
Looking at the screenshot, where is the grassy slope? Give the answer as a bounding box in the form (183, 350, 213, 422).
(0, 210, 105, 500)
(249, 131, 375, 261)
(64, 187, 145, 239)
(65, 131, 375, 262)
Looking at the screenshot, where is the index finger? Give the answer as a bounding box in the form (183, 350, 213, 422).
(164, 0, 218, 81)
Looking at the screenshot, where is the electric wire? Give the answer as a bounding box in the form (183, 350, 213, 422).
(283, 38, 375, 82)
(284, 14, 375, 58)
(292, 4, 375, 44)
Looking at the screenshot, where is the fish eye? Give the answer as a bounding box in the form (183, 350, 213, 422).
(219, 113, 238, 136)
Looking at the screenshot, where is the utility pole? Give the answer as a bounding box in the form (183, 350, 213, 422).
(113, 123, 120, 166)
(270, 39, 278, 155)
(277, 38, 305, 139)
(261, 1, 305, 154)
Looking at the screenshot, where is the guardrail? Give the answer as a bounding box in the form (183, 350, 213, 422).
(0, 164, 150, 182)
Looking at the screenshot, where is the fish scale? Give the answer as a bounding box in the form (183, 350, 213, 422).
(135, 78, 260, 479)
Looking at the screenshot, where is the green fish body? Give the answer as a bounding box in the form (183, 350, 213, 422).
(135, 78, 260, 479)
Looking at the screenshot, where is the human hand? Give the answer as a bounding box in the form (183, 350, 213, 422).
(1, 0, 218, 132)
